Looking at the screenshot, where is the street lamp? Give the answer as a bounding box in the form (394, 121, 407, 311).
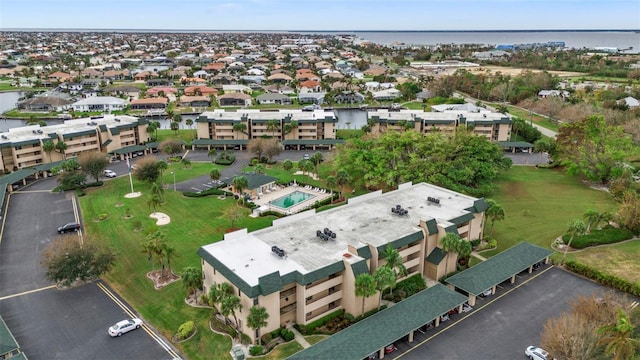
(170, 171, 176, 191)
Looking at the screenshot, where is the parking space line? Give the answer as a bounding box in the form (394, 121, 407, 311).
(0, 285, 57, 301)
(394, 266, 555, 359)
(191, 187, 202, 191)
(97, 282, 181, 359)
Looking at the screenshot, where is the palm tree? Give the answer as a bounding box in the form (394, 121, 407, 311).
(456, 240, 473, 268)
(597, 309, 639, 360)
(164, 244, 178, 276)
(246, 306, 269, 345)
(302, 160, 314, 178)
(181, 158, 191, 169)
(209, 282, 232, 310)
(485, 199, 505, 240)
(232, 176, 249, 205)
(266, 119, 279, 138)
(561, 219, 587, 265)
(310, 152, 323, 177)
(233, 123, 247, 138)
(140, 240, 155, 271)
(282, 159, 293, 174)
(55, 141, 67, 159)
(181, 267, 202, 297)
(382, 244, 407, 278)
(283, 120, 298, 137)
(254, 163, 266, 174)
(440, 232, 460, 278)
(325, 176, 336, 196)
(185, 119, 194, 139)
(373, 266, 395, 311)
(221, 294, 242, 329)
(355, 273, 377, 316)
(150, 181, 164, 202)
(147, 122, 158, 141)
(209, 168, 221, 182)
(157, 160, 168, 187)
(208, 148, 218, 161)
(147, 193, 162, 211)
(146, 231, 168, 277)
(583, 209, 603, 234)
(336, 169, 350, 201)
(42, 140, 55, 161)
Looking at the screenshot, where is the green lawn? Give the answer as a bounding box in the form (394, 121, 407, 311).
(487, 166, 617, 257)
(78, 162, 275, 360)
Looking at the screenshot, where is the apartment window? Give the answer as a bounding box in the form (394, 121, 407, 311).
(329, 286, 336, 294)
(306, 296, 312, 301)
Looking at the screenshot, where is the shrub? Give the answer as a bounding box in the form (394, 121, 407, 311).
(261, 332, 272, 344)
(488, 239, 497, 248)
(281, 329, 295, 342)
(470, 239, 481, 248)
(299, 309, 343, 334)
(249, 345, 263, 356)
(183, 187, 233, 198)
(562, 226, 634, 249)
(565, 261, 640, 297)
(177, 320, 195, 340)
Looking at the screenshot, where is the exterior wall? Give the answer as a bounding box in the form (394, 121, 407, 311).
(63, 133, 100, 158)
(299, 273, 343, 325)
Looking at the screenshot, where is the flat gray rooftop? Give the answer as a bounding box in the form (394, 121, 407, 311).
(202, 182, 480, 287)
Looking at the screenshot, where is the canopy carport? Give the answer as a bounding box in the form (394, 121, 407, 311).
(445, 242, 553, 306)
(287, 283, 467, 360)
(190, 139, 249, 151)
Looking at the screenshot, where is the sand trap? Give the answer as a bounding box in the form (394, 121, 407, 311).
(125, 192, 142, 198)
(149, 212, 171, 225)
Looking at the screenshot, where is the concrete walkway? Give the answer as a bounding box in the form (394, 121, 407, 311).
(288, 325, 311, 349)
(471, 251, 487, 261)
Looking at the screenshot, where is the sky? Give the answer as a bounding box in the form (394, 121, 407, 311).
(1, 0, 639, 31)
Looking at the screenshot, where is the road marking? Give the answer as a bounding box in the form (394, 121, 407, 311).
(0, 285, 57, 301)
(395, 266, 555, 358)
(97, 282, 181, 359)
(13, 189, 53, 193)
(191, 187, 202, 191)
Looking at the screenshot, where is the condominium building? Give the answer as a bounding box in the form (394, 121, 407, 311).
(193, 109, 339, 151)
(0, 115, 150, 172)
(199, 182, 487, 343)
(368, 110, 512, 142)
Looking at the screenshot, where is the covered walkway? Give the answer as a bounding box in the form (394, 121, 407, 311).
(287, 284, 467, 360)
(446, 242, 553, 305)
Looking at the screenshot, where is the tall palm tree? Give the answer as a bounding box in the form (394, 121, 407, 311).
(373, 266, 395, 311)
(283, 120, 298, 137)
(355, 273, 377, 316)
(561, 219, 587, 265)
(181, 267, 202, 297)
(440, 232, 460, 278)
(254, 163, 266, 174)
(221, 294, 242, 329)
(310, 152, 323, 177)
(382, 244, 407, 278)
(233, 123, 247, 138)
(583, 209, 603, 234)
(246, 306, 269, 345)
(164, 244, 178, 276)
(209, 168, 221, 182)
(232, 176, 249, 205)
(325, 175, 336, 196)
(55, 141, 67, 159)
(209, 282, 232, 310)
(42, 140, 55, 161)
(150, 181, 164, 202)
(336, 169, 350, 201)
(597, 309, 639, 360)
(485, 199, 505, 240)
(157, 160, 168, 187)
(266, 119, 279, 139)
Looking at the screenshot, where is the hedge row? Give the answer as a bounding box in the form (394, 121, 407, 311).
(562, 226, 634, 249)
(183, 187, 232, 198)
(564, 260, 640, 297)
(295, 309, 343, 334)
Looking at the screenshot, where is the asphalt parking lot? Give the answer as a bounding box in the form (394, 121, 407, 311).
(393, 266, 612, 360)
(0, 183, 179, 360)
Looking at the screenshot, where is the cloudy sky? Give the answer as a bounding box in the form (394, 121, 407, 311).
(1, 0, 639, 30)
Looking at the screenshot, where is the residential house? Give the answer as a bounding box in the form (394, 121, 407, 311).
(222, 84, 252, 94)
(217, 93, 252, 107)
(372, 88, 401, 101)
(620, 96, 639, 108)
(129, 97, 168, 110)
(332, 91, 365, 104)
(184, 85, 218, 97)
(178, 95, 210, 108)
(18, 96, 73, 112)
(71, 96, 127, 113)
(146, 78, 172, 87)
(298, 92, 325, 105)
(537, 90, 569, 99)
(256, 93, 293, 105)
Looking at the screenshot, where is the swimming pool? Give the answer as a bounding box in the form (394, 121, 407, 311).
(270, 191, 315, 209)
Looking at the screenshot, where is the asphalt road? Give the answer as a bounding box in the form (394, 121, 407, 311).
(393, 267, 612, 360)
(0, 183, 180, 360)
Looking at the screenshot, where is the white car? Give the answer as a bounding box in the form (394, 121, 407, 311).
(108, 318, 142, 337)
(103, 170, 117, 178)
(525, 346, 550, 360)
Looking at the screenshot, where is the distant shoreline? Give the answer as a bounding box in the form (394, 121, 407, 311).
(1, 28, 639, 33)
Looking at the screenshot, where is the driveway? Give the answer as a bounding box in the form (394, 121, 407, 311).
(394, 267, 615, 360)
(0, 184, 180, 360)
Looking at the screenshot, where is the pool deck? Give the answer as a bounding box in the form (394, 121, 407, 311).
(250, 184, 333, 215)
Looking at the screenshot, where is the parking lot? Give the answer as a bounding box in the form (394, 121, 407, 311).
(0, 181, 179, 360)
(393, 266, 613, 360)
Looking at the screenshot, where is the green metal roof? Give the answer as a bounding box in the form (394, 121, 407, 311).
(99, 124, 107, 132)
(0, 315, 20, 356)
(112, 144, 147, 155)
(198, 246, 260, 297)
(33, 159, 68, 172)
(445, 242, 553, 295)
(258, 272, 283, 296)
(0, 168, 37, 185)
(382, 230, 424, 253)
(425, 247, 447, 265)
(102, 139, 112, 147)
(191, 139, 249, 146)
(425, 218, 438, 235)
(450, 212, 475, 226)
(356, 245, 372, 259)
(498, 141, 533, 148)
(145, 141, 159, 148)
(351, 260, 370, 278)
(469, 198, 489, 213)
(287, 284, 467, 360)
(62, 129, 97, 139)
(281, 139, 345, 145)
(237, 173, 278, 190)
(12, 139, 41, 147)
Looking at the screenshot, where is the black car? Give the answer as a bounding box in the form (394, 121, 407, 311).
(58, 222, 81, 234)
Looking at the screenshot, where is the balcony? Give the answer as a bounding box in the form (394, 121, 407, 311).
(305, 276, 342, 296)
(305, 290, 342, 311)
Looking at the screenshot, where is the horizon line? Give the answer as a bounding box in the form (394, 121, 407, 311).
(1, 28, 639, 33)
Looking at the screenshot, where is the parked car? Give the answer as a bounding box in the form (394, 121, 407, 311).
(57, 222, 81, 234)
(440, 313, 450, 322)
(103, 170, 117, 178)
(461, 303, 473, 313)
(525, 346, 551, 360)
(384, 344, 397, 354)
(479, 289, 493, 298)
(108, 318, 142, 337)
